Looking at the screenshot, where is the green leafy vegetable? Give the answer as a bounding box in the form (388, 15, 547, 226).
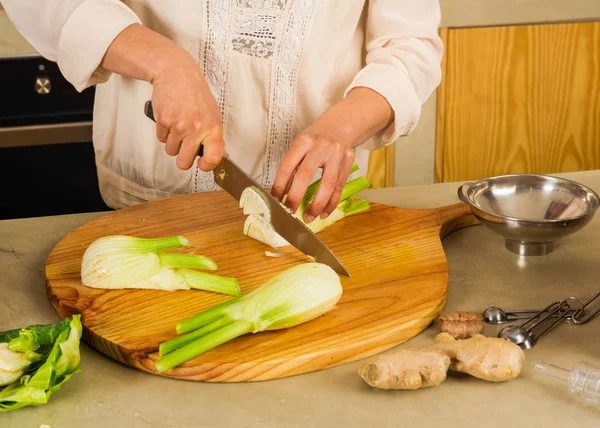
(155, 263, 343, 373)
(7, 318, 71, 353)
(0, 315, 82, 412)
(81, 235, 240, 296)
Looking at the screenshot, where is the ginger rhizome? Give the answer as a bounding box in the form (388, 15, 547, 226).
(435, 311, 484, 339)
(432, 333, 525, 382)
(358, 349, 450, 390)
(358, 333, 525, 390)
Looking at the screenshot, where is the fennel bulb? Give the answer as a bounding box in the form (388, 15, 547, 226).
(81, 235, 240, 296)
(155, 263, 343, 373)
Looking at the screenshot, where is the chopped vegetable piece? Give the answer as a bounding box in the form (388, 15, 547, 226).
(155, 263, 342, 373)
(239, 166, 371, 248)
(81, 234, 240, 296)
(0, 368, 24, 387)
(244, 214, 290, 248)
(0, 316, 82, 412)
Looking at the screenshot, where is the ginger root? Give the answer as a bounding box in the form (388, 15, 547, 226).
(435, 311, 484, 339)
(433, 332, 525, 382)
(358, 349, 450, 390)
(359, 333, 525, 390)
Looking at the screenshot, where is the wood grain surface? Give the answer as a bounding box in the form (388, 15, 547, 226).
(45, 191, 476, 382)
(366, 144, 395, 188)
(436, 21, 600, 183)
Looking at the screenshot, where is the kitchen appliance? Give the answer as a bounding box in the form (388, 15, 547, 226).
(458, 174, 600, 256)
(45, 191, 476, 382)
(143, 100, 348, 276)
(0, 55, 111, 219)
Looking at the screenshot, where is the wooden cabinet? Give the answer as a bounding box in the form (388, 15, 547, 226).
(435, 21, 600, 183)
(366, 144, 395, 188)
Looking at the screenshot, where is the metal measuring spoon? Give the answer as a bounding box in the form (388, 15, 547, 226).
(482, 307, 541, 324)
(498, 325, 536, 349)
(482, 306, 579, 325)
(497, 299, 577, 349)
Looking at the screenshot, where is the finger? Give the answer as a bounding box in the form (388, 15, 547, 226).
(177, 134, 203, 170)
(304, 151, 342, 222)
(321, 149, 355, 218)
(285, 148, 325, 213)
(165, 128, 185, 157)
(197, 134, 225, 172)
(272, 135, 312, 201)
(283, 165, 298, 197)
(156, 124, 169, 144)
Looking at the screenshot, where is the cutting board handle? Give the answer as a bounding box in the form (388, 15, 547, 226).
(435, 202, 478, 239)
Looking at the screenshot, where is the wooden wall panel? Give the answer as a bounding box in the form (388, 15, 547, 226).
(366, 144, 395, 188)
(437, 21, 600, 183)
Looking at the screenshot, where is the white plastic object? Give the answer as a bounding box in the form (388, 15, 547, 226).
(532, 360, 600, 406)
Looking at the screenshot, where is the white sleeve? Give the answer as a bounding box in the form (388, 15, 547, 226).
(345, 0, 444, 150)
(2, 0, 141, 91)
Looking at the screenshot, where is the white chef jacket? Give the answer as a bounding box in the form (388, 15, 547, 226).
(2, 0, 443, 209)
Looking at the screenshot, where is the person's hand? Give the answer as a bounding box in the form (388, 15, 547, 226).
(150, 55, 225, 172)
(271, 119, 356, 223)
(98, 24, 225, 171)
(271, 87, 394, 222)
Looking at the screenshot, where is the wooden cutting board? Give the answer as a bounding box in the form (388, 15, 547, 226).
(45, 190, 476, 382)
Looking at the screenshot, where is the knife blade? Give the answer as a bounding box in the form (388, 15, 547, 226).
(214, 156, 349, 277)
(143, 101, 350, 277)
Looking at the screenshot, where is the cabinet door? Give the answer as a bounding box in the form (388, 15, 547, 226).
(435, 21, 600, 183)
(366, 144, 395, 188)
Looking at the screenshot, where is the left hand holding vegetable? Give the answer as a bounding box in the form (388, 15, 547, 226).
(272, 87, 393, 222)
(271, 120, 356, 224)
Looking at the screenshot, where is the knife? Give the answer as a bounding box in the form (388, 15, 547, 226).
(144, 101, 350, 277)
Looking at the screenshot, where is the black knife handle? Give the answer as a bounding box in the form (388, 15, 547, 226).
(143, 100, 204, 158)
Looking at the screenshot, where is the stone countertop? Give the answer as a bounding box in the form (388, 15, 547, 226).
(2, 171, 600, 427)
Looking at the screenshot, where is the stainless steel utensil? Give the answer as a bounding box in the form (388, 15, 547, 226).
(482, 306, 578, 324)
(498, 299, 576, 349)
(569, 290, 600, 325)
(214, 158, 349, 277)
(458, 174, 600, 256)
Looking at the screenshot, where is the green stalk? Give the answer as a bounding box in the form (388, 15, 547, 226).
(158, 252, 218, 271)
(176, 297, 242, 334)
(159, 316, 231, 356)
(182, 270, 241, 297)
(339, 177, 371, 202)
(344, 199, 370, 216)
(132, 236, 190, 253)
(155, 320, 253, 373)
(303, 163, 361, 204)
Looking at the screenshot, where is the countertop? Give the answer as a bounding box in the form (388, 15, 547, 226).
(2, 171, 600, 427)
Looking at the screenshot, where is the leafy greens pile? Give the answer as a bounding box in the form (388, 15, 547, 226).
(0, 315, 82, 412)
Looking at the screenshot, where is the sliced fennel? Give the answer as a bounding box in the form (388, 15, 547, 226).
(0, 343, 33, 372)
(239, 164, 371, 248)
(0, 368, 23, 387)
(244, 214, 290, 248)
(81, 235, 240, 296)
(155, 263, 342, 373)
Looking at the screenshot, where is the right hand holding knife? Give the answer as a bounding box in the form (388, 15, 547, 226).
(145, 60, 225, 172)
